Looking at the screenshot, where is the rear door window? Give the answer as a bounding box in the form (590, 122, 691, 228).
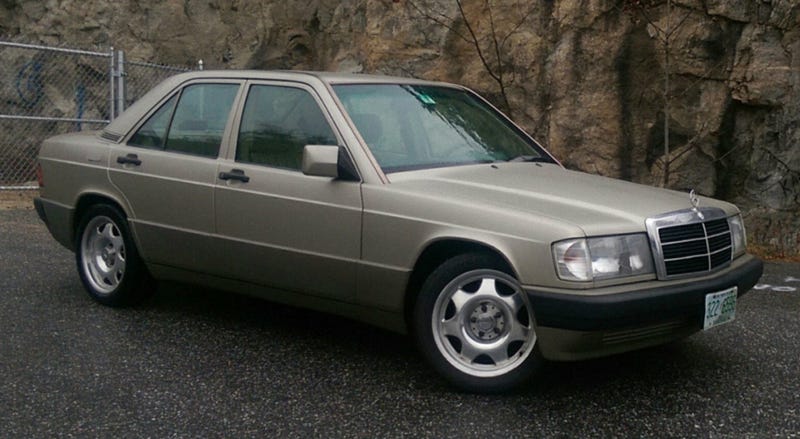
(128, 83, 239, 158)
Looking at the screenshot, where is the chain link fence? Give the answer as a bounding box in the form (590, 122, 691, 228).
(0, 40, 193, 189)
(123, 59, 192, 110)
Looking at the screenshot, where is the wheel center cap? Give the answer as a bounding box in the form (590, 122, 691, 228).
(477, 316, 495, 331)
(468, 301, 506, 341)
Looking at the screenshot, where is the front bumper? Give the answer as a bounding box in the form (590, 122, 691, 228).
(525, 255, 763, 361)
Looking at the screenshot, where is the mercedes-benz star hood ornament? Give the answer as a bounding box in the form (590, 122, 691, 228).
(689, 189, 704, 219)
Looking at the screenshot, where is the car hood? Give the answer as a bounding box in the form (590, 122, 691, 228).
(387, 163, 736, 236)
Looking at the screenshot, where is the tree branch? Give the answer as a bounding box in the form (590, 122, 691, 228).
(485, 0, 512, 115)
(455, 0, 502, 85)
(758, 146, 800, 175)
(665, 7, 693, 40)
(487, 2, 504, 83)
(406, 0, 471, 44)
(499, 1, 538, 50)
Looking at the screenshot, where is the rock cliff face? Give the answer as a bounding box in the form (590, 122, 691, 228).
(1, 0, 798, 255)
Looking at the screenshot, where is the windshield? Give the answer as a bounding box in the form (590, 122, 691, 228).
(332, 84, 552, 173)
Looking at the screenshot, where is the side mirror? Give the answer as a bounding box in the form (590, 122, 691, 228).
(301, 145, 359, 181)
(302, 145, 340, 178)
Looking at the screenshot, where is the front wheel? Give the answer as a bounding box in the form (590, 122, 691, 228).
(413, 253, 541, 393)
(75, 204, 153, 306)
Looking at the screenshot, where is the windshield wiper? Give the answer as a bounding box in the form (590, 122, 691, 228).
(507, 155, 547, 163)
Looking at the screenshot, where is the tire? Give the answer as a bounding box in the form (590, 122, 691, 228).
(413, 253, 542, 393)
(75, 204, 153, 307)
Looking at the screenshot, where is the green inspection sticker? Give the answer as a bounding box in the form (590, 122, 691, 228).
(417, 93, 436, 105)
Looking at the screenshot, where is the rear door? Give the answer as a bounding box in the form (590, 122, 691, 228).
(109, 81, 242, 271)
(212, 81, 362, 301)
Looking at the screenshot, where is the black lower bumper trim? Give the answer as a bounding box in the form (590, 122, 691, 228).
(33, 197, 47, 224)
(526, 257, 763, 331)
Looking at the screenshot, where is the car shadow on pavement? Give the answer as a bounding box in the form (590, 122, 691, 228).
(146, 280, 414, 352)
(523, 338, 743, 404)
(137, 280, 442, 386)
(137, 280, 722, 396)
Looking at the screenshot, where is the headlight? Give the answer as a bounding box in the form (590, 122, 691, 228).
(553, 234, 655, 282)
(728, 214, 746, 258)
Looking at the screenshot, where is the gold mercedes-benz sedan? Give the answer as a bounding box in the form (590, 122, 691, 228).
(34, 71, 763, 393)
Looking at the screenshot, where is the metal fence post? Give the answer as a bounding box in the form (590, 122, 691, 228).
(109, 47, 116, 120)
(115, 49, 126, 116)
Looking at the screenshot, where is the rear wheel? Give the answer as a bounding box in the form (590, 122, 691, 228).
(75, 204, 153, 306)
(413, 253, 541, 393)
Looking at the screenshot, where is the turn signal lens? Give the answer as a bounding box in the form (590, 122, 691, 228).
(728, 214, 746, 258)
(553, 239, 591, 281)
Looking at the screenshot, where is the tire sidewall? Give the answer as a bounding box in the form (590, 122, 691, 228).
(75, 204, 150, 306)
(413, 253, 542, 393)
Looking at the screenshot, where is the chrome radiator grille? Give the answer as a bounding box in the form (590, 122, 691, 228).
(646, 208, 732, 279)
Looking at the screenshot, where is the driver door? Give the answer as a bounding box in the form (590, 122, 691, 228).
(212, 81, 362, 301)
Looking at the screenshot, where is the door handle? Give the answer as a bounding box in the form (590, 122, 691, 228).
(219, 169, 250, 183)
(116, 153, 142, 166)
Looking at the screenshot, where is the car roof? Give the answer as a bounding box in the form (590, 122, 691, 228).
(154, 69, 451, 85)
(102, 70, 457, 139)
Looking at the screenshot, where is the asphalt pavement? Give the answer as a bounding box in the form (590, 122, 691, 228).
(1, 208, 798, 437)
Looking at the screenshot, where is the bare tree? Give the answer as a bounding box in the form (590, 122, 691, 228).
(622, 0, 693, 187)
(406, 0, 537, 118)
